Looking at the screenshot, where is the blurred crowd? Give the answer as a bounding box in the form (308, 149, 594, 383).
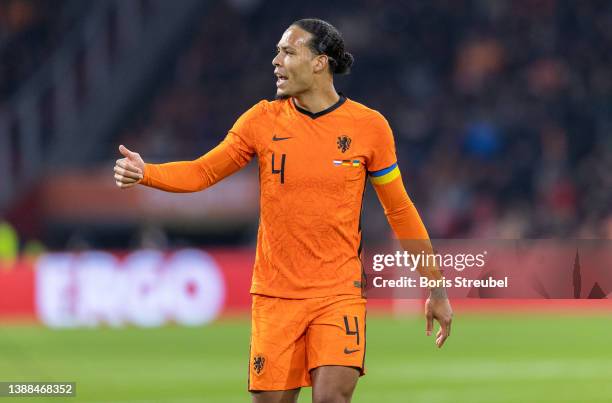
(3, 0, 611, 244)
(0, 0, 83, 105)
(118, 0, 611, 239)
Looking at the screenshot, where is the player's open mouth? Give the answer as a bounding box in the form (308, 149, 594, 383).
(275, 74, 288, 87)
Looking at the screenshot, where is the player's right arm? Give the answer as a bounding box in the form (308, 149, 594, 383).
(114, 102, 262, 192)
(114, 141, 245, 192)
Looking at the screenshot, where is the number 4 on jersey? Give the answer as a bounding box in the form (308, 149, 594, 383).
(271, 153, 286, 184)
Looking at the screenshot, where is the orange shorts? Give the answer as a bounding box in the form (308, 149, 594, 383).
(248, 294, 367, 391)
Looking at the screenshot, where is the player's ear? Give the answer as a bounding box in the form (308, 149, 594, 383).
(312, 54, 328, 74)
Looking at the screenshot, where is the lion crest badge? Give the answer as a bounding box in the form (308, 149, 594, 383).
(337, 135, 352, 153)
(253, 354, 266, 375)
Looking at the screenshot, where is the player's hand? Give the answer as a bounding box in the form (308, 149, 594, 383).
(114, 145, 145, 189)
(425, 289, 453, 348)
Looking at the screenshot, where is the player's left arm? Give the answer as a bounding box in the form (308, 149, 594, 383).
(366, 113, 453, 348)
(371, 174, 453, 348)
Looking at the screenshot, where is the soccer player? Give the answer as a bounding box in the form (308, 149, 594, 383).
(114, 18, 452, 403)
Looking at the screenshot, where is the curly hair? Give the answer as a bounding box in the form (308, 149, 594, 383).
(292, 18, 354, 75)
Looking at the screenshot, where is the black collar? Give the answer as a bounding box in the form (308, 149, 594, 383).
(292, 94, 347, 119)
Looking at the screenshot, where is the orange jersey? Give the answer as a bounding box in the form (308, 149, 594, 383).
(142, 95, 432, 298)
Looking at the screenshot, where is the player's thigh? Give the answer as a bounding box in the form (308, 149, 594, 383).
(251, 388, 301, 403)
(311, 365, 359, 403)
(249, 295, 310, 391)
(306, 296, 366, 373)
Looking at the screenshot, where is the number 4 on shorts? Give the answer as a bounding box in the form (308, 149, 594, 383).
(343, 315, 360, 345)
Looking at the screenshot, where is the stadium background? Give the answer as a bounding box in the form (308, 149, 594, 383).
(0, 0, 610, 402)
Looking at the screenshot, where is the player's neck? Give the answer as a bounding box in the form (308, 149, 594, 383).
(292, 85, 340, 114)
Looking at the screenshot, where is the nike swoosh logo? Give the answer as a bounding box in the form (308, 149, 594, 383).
(272, 135, 292, 141)
(343, 348, 360, 354)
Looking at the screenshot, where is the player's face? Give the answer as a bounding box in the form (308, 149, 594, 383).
(272, 26, 320, 98)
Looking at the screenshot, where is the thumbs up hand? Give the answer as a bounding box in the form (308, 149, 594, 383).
(114, 145, 145, 188)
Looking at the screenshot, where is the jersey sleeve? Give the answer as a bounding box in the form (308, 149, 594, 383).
(367, 113, 442, 280)
(372, 177, 430, 240)
(371, 149, 443, 281)
(374, 178, 442, 280)
(140, 101, 265, 192)
(366, 111, 428, 239)
(141, 140, 243, 192)
(223, 101, 266, 166)
(365, 112, 400, 185)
